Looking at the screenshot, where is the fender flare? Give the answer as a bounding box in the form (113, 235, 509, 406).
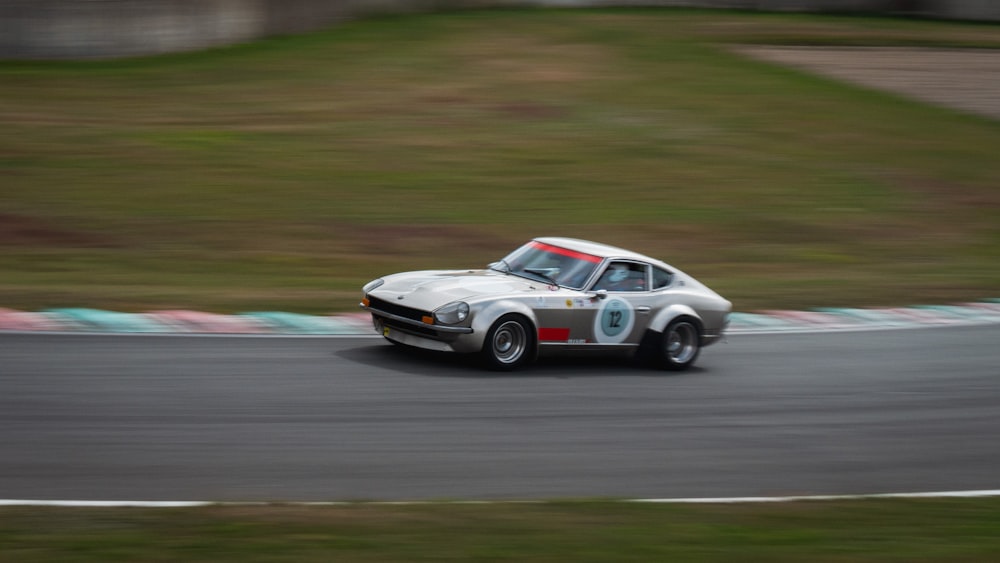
(637, 304, 705, 363)
(466, 300, 539, 357)
(648, 304, 703, 335)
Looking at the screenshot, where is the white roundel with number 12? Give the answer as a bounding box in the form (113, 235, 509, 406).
(593, 297, 635, 344)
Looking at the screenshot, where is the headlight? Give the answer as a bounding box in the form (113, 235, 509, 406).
(362, 278, 385, 293)
(433, 301, 470, 325)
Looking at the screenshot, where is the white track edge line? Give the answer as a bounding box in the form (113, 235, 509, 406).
(3, 490, 1000, 507)
(633, 490, 1000, 503)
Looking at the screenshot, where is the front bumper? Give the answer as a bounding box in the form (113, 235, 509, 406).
(361, 301, 477, 353)
(361, 303, 473, 335)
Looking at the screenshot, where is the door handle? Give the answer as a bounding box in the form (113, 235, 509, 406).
(636, 306, 651, 314)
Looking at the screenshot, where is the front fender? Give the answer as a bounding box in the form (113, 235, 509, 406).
(452, 299, 538, 354)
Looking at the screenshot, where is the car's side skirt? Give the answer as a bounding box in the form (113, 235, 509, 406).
(538, 342, 639, 352)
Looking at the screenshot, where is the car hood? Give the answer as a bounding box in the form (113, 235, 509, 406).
(372, 269, 538, 311)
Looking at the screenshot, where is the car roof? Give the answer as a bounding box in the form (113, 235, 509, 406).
(533, 237, 669, 268)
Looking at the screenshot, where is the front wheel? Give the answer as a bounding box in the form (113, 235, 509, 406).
(481, 315, 534, 371)
(658, 318, 701, 371)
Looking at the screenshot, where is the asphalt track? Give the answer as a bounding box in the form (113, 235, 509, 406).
(1, 326, 999, 502)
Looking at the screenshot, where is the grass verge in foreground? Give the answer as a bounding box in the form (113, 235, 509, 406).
(2, 9, 999, 313)
(2, 499, 1000, 561)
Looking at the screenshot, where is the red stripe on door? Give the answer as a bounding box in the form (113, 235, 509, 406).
(538, 327, 571, 341)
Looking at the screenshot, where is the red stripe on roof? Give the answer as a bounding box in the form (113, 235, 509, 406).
(530, 241, 602, 263)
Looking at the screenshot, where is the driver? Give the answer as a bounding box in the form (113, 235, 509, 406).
(597, 263, 642, 291)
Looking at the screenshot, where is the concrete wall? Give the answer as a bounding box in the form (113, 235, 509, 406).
(0, 0, 266, 59)
(1, 0, 997, 60)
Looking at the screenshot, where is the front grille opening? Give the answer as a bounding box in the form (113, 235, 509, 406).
(367, 296, 428, 322)
(381, 317, 439, 338)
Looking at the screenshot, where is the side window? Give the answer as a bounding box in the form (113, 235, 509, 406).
(593, 262, 648, 292)
(652, 267, 673, 290)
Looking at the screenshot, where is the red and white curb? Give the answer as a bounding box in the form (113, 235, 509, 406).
(730, 301, 1000, 334)
(1, 301, 998, 336)
(0, 308, 374, 335)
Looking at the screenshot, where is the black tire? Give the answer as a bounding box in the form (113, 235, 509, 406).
(658, 318, 701, 371)
(481, 314, 535, 371)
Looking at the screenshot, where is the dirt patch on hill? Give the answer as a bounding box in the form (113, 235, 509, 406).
(734, 46, 1000, 120)
(0, 214, 114, 247)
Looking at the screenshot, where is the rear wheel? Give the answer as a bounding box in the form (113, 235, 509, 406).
(659, 318, 701, 371)
(481, 315, 534, 371)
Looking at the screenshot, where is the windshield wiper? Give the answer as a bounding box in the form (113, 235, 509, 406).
(523, 268, 559, 287)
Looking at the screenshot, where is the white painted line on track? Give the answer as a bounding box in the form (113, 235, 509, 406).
(633, 490, 1000, 503)
(3, 490, 1000, 507)
(0, 500, 212, 507)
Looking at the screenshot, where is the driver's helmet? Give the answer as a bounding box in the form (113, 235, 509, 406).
(608, 263, 629, 283)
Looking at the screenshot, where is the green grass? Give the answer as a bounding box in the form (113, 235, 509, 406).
(2, 9, 999, 313)
(2, 499, 1000, 561)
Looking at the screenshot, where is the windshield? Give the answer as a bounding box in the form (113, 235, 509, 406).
(493, 241, 601, 290)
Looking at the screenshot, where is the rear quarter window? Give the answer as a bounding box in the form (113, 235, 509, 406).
(653, 267, 673, 290)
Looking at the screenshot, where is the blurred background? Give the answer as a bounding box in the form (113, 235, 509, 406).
(2, 5, 1000, 559)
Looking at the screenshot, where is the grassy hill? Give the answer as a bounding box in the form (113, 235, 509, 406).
(3, 498, 1000, 561)
(2, 9, 998, 313)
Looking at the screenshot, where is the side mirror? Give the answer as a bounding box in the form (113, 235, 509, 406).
(590, 289, 608, 300)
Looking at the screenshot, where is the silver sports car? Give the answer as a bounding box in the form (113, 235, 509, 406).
(361, 237, 731, 371)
